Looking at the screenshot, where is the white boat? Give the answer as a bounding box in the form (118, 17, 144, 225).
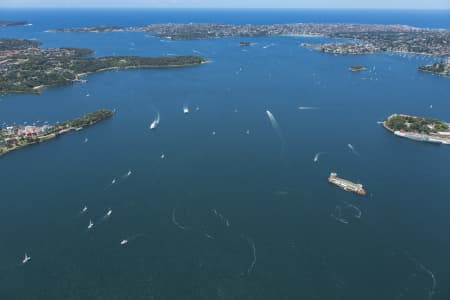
(22, 253, 31, 264)
(150, 121, 158, 129)
(81, 206, 88, 213)
(120, 239, 128, 245)
(183, 106, 189, 114)
(106, 209, 112, 217)
(313, 153, 320, 162)
(87, 220, 94, 230)
(150, 112, 160, 129)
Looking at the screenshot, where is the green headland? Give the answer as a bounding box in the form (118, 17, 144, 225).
(0, 38, 207, 94)
(0, 109, 114, 156)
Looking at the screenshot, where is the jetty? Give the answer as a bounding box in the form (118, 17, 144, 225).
(328, 172, 366, 196)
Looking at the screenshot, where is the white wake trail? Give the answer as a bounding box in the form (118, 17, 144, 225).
(211, 209, 230, 228)
(330, 206, 349, 224)
(98, 209, 112, 224)
(313, 152, 325, 162)
(120, 233, 148, 246)
(150, 111, 160, 129)
(122, 170, 132, 179)
(345, 203, 362, 219)
(405, 252, 437, 300)
(104, 178, 117, 190)
(172, 207, 188, 231)
(347, 143, 360, 156)
(266, 110, 286, 158)
(242, 236, 256, 277)
(298, 106, 319, 110)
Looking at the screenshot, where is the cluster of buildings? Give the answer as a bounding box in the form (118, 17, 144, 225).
(301, 42, 377, 55)
(0, 47, 84, 60)
(0, 41, 89, 93)
(53, 22, 450, 56)
(0, 124, 52, 146)
(0, 47, 84, 74)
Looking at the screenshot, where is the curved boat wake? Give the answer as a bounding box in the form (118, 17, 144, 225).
(404, 252, 437, 300)
(241, 235, 256, 277)
(172, 207, 188, 231)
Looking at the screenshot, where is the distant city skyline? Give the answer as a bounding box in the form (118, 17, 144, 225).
(1, 0, 449, 9)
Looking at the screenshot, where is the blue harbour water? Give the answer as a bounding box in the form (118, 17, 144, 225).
(0, 9, 450, 300)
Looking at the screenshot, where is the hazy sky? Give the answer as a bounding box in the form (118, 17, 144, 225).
(1, 0, 449, 9)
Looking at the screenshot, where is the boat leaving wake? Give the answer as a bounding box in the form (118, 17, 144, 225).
(183, 103, 190, 114)
(78, 205, 88, 216)
(150, 111, 160, 130)
(266, 110, 286, 159)
(313, 152, 325, 162)
(104, 178, 117, 190)
(98, 209, 112, 223)
(348, 143, 360, 156)
(120, 233, 148, 246)
(122, 170, 132, 179)
(298, 106, 319, 110)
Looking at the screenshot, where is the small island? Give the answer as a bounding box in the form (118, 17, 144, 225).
(0, 109, 114, 156)
(0, 38, 207, 94)
(240, 41, 255, 47)
(383, 114, 450, 144)
(349, 65, 368, 72)
(0, 20, 28, 27)
(418, 61, 450, 77)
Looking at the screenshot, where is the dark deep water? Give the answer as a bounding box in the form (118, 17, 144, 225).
(0, 9, 449, 300)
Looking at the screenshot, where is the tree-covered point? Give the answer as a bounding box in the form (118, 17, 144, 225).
(0, 38, 207, 94)
(72, 55, 206, 73)
(0, 20, 28, 26)
(0, 38, 41, 51)
(49, 109, 114, 133)
(349, 65, 367, 72)
(60, 47, 94, 57)
(418, 61, 450, 76)
(385, 115, 449, 134)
